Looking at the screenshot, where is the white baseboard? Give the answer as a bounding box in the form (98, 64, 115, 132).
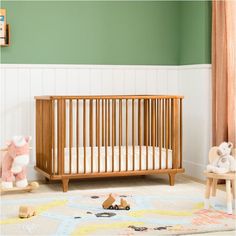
(183, 160, 206, 181)
(27, 164, 44, 181)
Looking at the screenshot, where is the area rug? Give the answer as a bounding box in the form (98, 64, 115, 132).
(0, 180, 235, 235)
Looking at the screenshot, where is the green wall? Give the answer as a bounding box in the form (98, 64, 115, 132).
(179, 1, 212, 65)
(0, 1, 211, 65)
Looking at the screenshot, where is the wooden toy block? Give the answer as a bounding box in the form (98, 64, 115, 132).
(19, 206, 37, 218)
(102, 194, 116, 209)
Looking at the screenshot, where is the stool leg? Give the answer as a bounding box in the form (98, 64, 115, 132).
(211, 179, 217, 207)
(232, 180, 235, 209)
(204, 178, 213, 209)
(226, 179, 232, 214)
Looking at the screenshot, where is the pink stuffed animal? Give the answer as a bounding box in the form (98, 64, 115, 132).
(1, 136, 31, 188)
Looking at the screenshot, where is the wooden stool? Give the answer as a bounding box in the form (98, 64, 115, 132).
(204, 147, 236, 214)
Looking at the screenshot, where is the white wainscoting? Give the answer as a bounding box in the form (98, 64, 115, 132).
(0, 64, 211, 181)
(178, 64, 212, 180)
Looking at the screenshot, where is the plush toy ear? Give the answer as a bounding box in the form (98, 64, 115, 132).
(228, 142, 233, 149)
(25, 136, 32, 143)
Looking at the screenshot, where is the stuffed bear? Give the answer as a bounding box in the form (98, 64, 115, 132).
(207, 142, 236, 174)
(1, 136, 31, 188)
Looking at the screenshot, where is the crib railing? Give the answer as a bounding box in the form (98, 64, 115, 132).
(35, 95, 183, 180)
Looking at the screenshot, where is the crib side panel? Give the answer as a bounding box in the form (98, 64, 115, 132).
(35, 98, 54, 175)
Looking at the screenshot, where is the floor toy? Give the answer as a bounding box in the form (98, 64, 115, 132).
(1, 136, 32, 189)
(1, 181, 39, 194)
(102, 194, 130, 210)
(19, 205, 36, 218)
(114, 198, 130, 210)
(102, 194, 116, 209)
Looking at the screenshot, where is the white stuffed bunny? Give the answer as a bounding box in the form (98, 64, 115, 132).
(207, 142, 236, 174)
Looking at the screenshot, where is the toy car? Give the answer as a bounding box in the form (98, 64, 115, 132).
(19, 206, 37, 218)
(102, 194, 130, 210)
(114, 198, 130, 210)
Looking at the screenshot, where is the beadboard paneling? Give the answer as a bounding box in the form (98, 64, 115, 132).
(0, 64, 211, 181)
(179, 64, 212, 180)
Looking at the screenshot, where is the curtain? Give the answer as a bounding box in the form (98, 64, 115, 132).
(212, 0, 236, 147)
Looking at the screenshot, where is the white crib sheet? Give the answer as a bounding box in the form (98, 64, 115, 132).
(54, 146, 173, 174)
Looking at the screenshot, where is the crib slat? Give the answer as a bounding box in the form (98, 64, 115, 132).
(145, 100, 148, 170)
(132, 99, 135, 171)
(162, 99, 165, 148)
(105, 99, 108, 172)
(83, 99, 86, 173)
(98, 99, 101, 172)
(57, 99, 66, 175)
(156, 99, 158, 147)
(43, 100, 52, 174)
(148, 99, 150, 146)
(152, 99, 156, 169)
(90, 99, 94, 173)
(112, 99, 115, 172)
(36, 100, 42, 169)
(96, 99, 98, 147)
(108, 100, 110, 146)
(143, 100, 146, 146)
(171, 99, 179, 169)
(169, 99, 171, 150)
(180, 99, 183, 168)
(114, 100, 116, 145)
(52, 99, 55, 175)
(102, 99, 104, 146)
(62, 100, 66, 175)
(42, 102, 46, 171)
(138, 99, 142, 170)
(69, 99, 73, 174)
(76, 99, 79, 174)
(126, 99, 128, 171)
(171, 99, 174, 168)
(158, 99, 162, 169)
(151, 99, 153, 169)
(48, 100, 53, 174)
(119, 99, 122, 172)
(165, 99, 169, 169)
(42, 102, 48, 171)
(138, 100, 140, 146)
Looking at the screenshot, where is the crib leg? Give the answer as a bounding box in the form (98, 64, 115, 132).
(168, 173, 176, 186)
(62, 178, 69, 192)
(45, 177, 50, 183)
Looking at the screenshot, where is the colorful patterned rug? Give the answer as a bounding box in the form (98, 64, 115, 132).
(1, 179, 235, 235)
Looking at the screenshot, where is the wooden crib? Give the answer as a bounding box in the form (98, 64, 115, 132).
(35, 95, 184, 192)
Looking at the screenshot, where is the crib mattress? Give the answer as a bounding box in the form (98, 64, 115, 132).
(54, 146, 173, 174)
